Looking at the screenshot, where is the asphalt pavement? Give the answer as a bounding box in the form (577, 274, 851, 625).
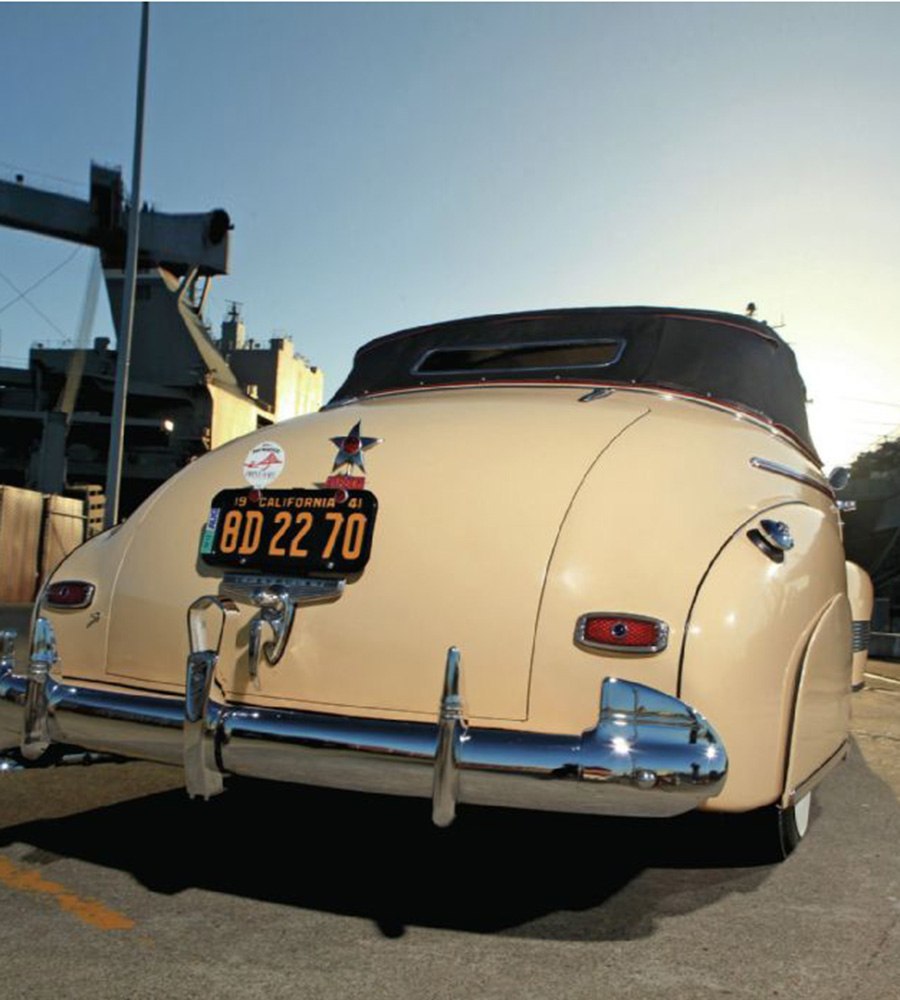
(0, 621, 898, 999)
(1, 734, 897, 1000)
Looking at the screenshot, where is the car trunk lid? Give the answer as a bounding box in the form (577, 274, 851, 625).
(106, 388, 648, 721)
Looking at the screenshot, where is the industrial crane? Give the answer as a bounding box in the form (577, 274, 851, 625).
(0, 163, 238, 502)
(0, 163, 230, 278)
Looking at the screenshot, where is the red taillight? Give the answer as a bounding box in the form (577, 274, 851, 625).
(575, 613, 668, 653)
(44, 581, 95, 609)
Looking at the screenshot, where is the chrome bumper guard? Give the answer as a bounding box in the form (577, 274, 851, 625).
(0, 617, 728, 824)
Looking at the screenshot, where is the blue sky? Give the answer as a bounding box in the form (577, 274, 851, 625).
(1, 2, 899, 465)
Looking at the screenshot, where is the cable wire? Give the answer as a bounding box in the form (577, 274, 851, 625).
(0, 265, 70, 339)
(0, 245, 83, 316)
(0, 160, 87, 195)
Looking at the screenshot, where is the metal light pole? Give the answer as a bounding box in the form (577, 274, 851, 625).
(105, 1, 149, 529)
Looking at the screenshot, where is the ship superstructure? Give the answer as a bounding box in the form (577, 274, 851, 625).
(0, 164, 322, 517)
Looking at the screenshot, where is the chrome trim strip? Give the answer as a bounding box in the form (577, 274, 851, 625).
(220, 574, 345, 606)
(0, 662, 728, 821)
(749, 456, 833, 498)
(574, 613, 669, 655)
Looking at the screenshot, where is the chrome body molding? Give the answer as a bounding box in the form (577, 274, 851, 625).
(0, 640, 728, 822)
(851, 620, 872, 654)
(749, 456, 833, 498)
(220, 573, 345, 606)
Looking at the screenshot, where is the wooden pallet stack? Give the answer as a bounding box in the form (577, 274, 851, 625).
(0, 485, 96, 602)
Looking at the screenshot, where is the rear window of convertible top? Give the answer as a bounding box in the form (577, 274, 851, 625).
(412, 339, 624, 374)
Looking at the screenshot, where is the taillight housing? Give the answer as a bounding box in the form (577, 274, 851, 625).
(44, 581, 95, 610)
(575, 613, 668, 654)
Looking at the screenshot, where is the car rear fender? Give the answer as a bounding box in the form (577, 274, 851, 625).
(680, 501, 850, 813)
(781, 592, 852, 810)
(527, 405, 825, 737)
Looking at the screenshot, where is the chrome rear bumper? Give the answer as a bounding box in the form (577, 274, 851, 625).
(0, 624, 727, 824)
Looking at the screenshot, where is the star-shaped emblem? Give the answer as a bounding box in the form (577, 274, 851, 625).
(330, 421, 382, 473)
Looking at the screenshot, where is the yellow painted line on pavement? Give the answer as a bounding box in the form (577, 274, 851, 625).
(0, 854, 135, 931)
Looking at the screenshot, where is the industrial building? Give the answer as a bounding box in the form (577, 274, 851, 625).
(0, 164, 323, 522)
(0, 286, 322, 518)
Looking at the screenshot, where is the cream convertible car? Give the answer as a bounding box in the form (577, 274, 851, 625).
(1, 307, 858, 858)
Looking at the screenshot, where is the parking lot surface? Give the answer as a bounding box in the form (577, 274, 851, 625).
(0, 672, 898, 1000)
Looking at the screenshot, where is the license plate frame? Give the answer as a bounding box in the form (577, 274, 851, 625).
(199, 489, 378, 576)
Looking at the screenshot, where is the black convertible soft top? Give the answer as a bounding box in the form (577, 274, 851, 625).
(330, 307, 815, 456)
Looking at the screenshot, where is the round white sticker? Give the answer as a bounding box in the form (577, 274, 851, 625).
(242, 441, 286, 488)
